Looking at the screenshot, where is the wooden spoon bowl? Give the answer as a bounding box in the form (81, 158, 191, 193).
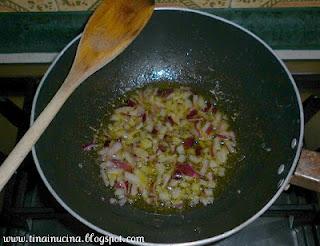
(0, 0, 154, 191)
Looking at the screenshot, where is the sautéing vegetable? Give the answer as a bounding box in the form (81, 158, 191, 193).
(95, 86, 237, 209)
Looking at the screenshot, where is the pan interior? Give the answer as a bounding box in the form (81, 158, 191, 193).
(33, 10, 301, 244)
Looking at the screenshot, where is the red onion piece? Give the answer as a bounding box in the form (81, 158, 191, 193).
(142, 113, 147, 122)
(111, 159, 133, 172)
(203, 102, 211, 112)
(167, 116, 175, 125)
(206, 125, 213, 135)
(175, 163, 199, 177)
(82, 143, 97, 151)
(158, 144, 167, 152)
(104, 140, 111, 147)
(195, 146, 202, 156)
(183, 137, 195, 148)
(126, 99, 136, 107)
(114, 181, 126, 189)
(216, 134, 229, 140)
(175, 202, 184, 209)
(187, 109, 197, 119)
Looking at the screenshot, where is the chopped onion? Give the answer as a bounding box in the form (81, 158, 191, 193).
(192, 95, 199, 106)
(126, 99, 136, 107)
(82, 143, 97, 151)
(183, 137, 194, 148)
(177, 155, 186, 163)
(167, 116, 175, 125)
(203, 102, 211, 112)
(131, 184, 138, 196)
(111, 159, 133, 172)
(118, 198, 127, 206)
(200, 160, 208, 176)
(176, 145, 185, 155)
(216, 147, 228, 163)
(195, 146, 202, 156)
(95, 86, 237, 209)
(187, 109, 197, 119)
(115, 181, 127, 190)
(142, 113, 147, 122)
(225, 140, 236, 153)
(189, 155, 201, 164)
(218, 167, 225, 177)
(109, 198, 117, 204)
(216, 134, 229, 140)
(172, 188, 181, 199)
(99, 142, 122, 157)
(175, 163, 199, 178)
(125, 172, 140, 186)
(209, 160, 218, 169)
(202, 122, 211, 134)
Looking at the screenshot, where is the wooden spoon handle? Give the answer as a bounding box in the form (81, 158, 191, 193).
(0, 74, 77, 191)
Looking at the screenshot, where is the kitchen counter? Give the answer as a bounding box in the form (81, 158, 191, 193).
(1, 0, 320, 11)
(0, 1, 319, 75)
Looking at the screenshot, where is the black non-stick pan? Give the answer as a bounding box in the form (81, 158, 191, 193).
(31, 8, 306, 245)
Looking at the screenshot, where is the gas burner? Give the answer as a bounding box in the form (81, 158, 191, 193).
(0, 75, 319, 246)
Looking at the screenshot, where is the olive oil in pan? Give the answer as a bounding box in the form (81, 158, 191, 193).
(95, 81, 242, 214)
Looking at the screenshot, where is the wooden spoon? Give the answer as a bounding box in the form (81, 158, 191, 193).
(0, 0, 154, 191)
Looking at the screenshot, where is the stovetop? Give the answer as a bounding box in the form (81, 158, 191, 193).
(0, 75, 320, 246)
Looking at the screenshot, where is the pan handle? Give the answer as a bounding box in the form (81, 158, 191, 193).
(290, 149, 320, 192)
(290, 94, 320, 192)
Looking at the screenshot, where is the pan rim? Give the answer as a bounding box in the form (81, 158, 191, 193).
(31, 7, 304, 246)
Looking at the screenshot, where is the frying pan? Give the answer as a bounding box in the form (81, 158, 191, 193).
(31, 8, 304, 245)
